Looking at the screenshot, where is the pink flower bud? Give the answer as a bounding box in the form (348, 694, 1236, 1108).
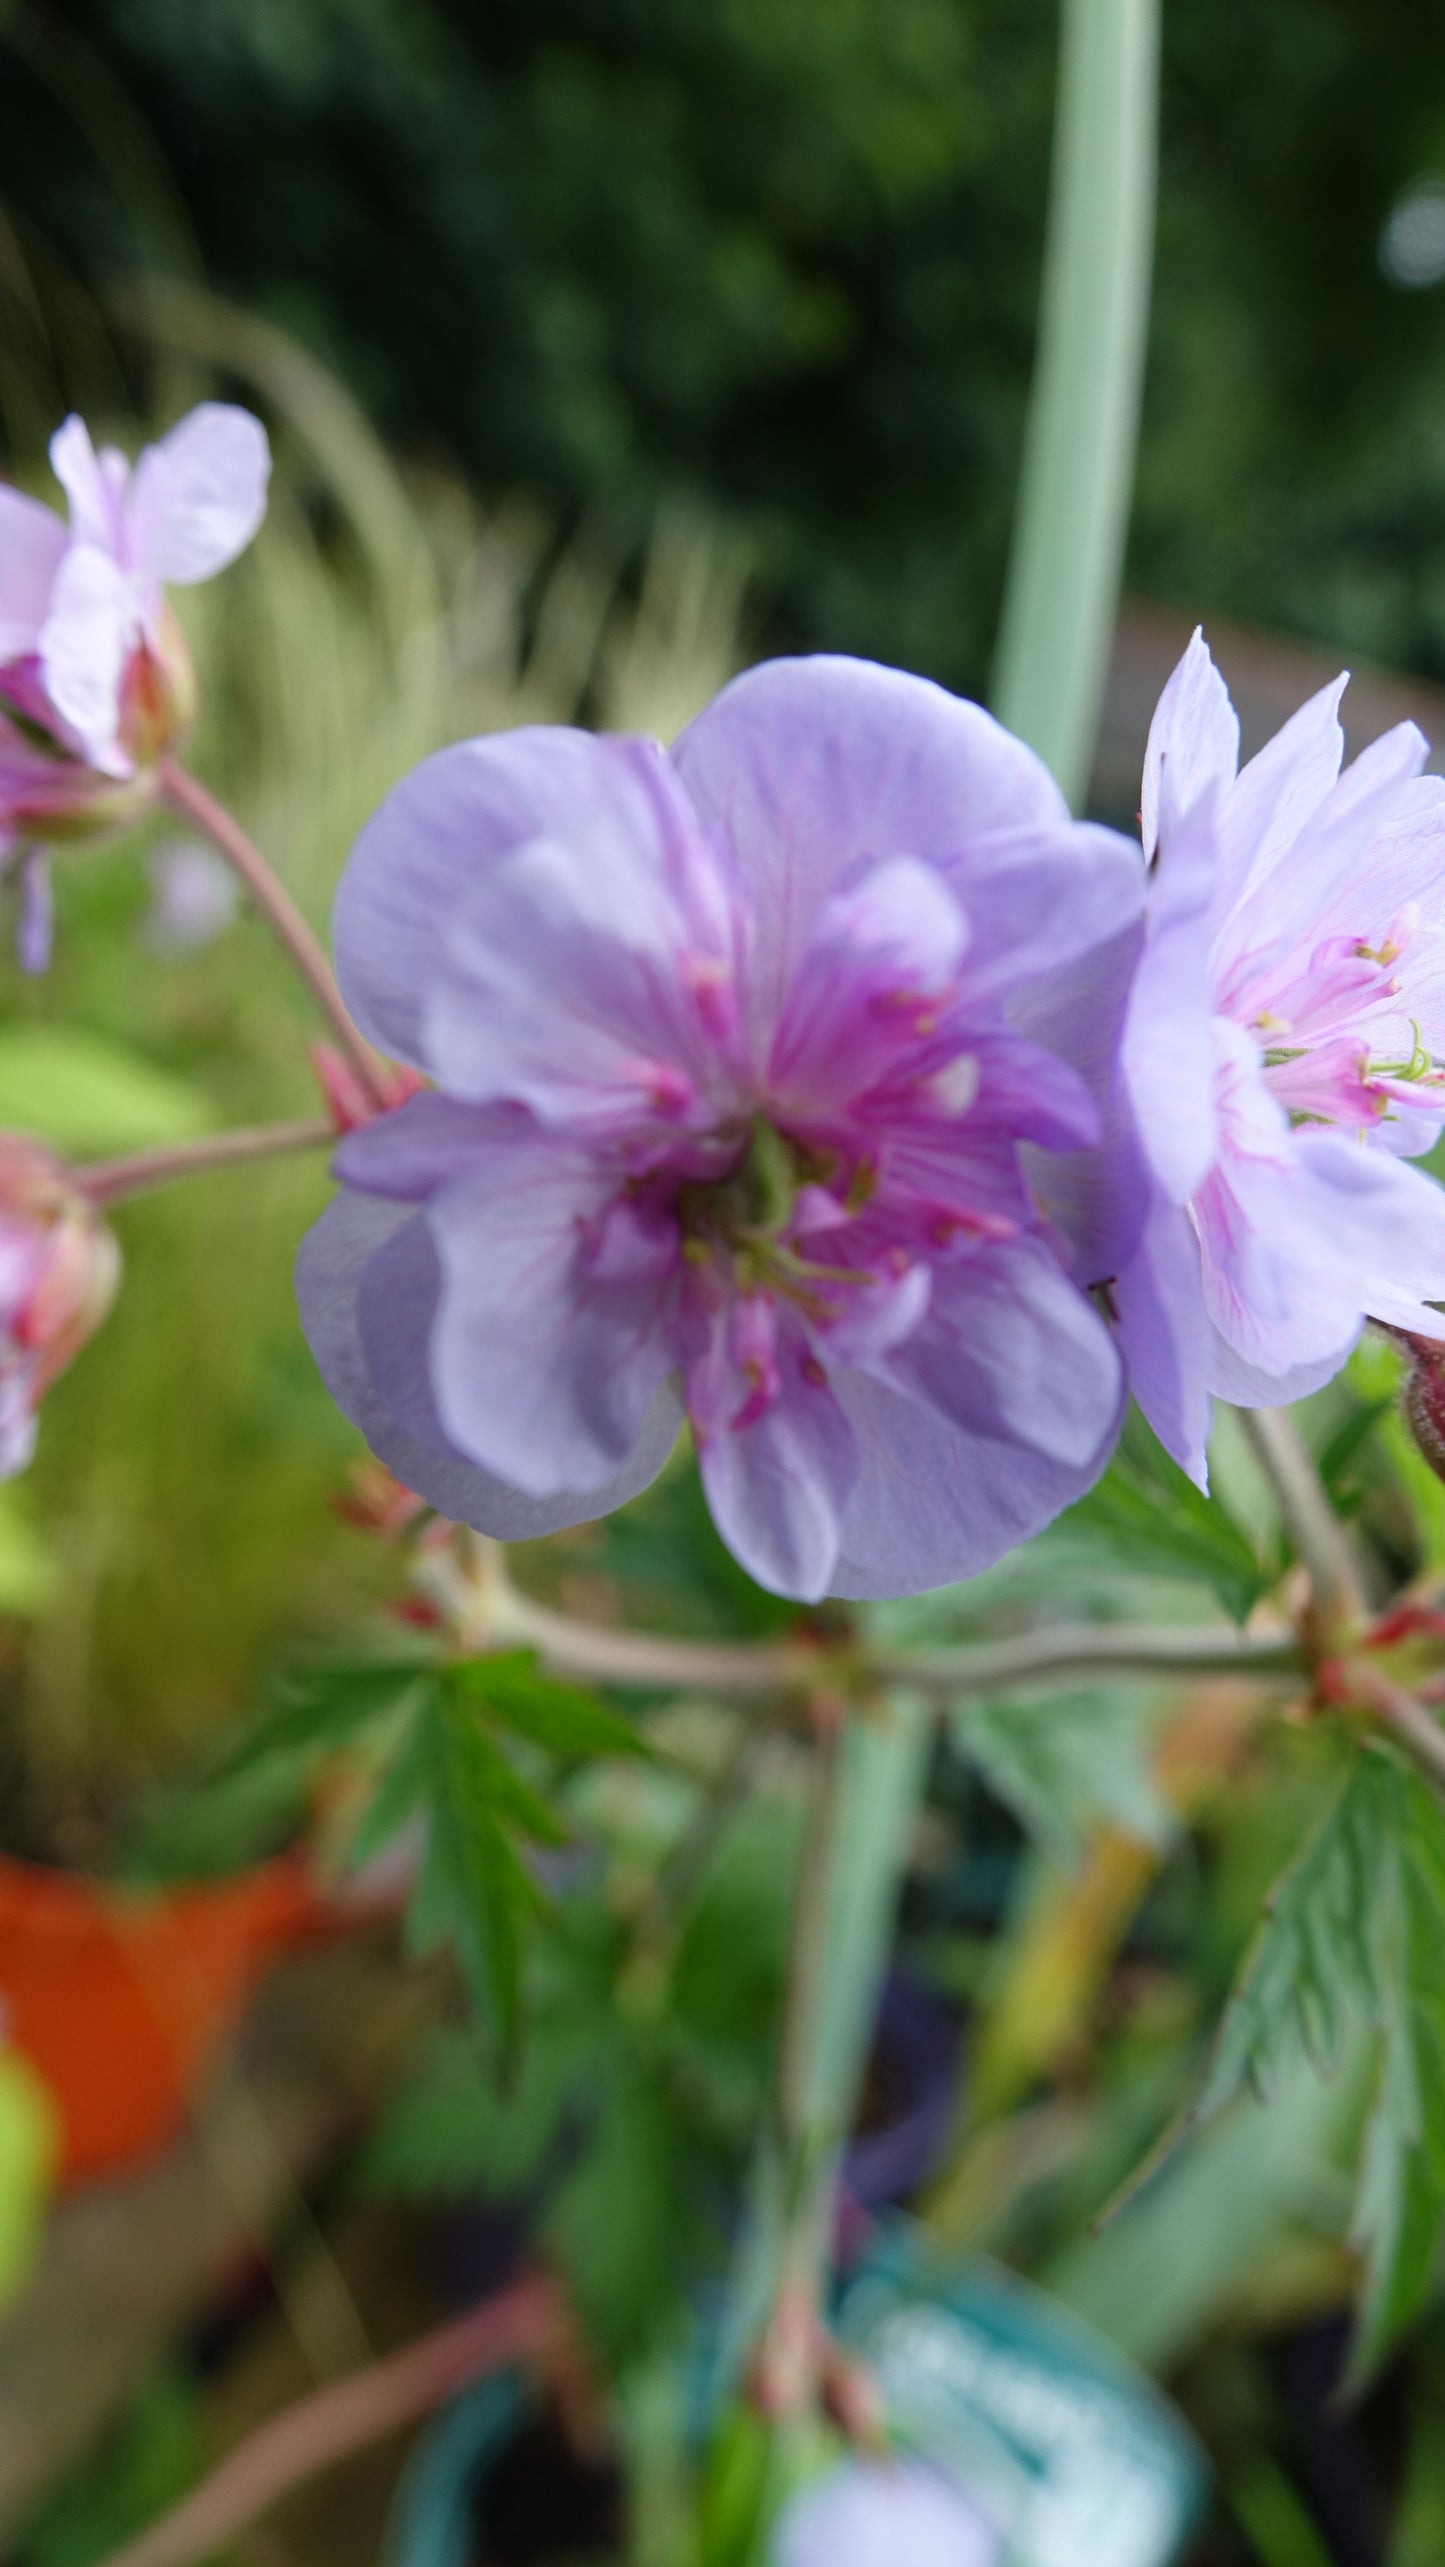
(0, 1140, 119, 1476)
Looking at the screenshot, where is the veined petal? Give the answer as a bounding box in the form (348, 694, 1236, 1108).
(828, 1351, 1124, 1600)
(1120, 786, 1220, 1202)
(1141, 627, 1239, 859)
(427, 1134, 681, 1496)
(1193, 1026, 1443, 1384)
(1216, 669, 1347, 913)
(334, 1090, 514, 1200)
(0, 486, 66, 661)
(671, 653, 1070, 1034)
(946, 822, 1144, 1012)
(1113, 1193, 1212, 1487)
(871, 1233, 1121, 1469)
(424, 794, 739, 1129)
(128, 403, 271, 591)
(768, 855, 968, 1116)
(296, 1188, 682, 1534)
(690, 1311, 858, 1601)
(334, 729, 722, 1071)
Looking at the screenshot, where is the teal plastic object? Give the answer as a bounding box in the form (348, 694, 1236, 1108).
(836, 2220, 1209, 2567)
(384, 2373, 524, 2567)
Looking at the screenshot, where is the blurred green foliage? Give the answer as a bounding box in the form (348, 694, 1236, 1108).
(6, 1, 1445, 687)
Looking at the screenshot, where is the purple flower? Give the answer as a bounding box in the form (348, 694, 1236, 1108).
(772, 2458, 1001, 2567)
(0, 404, 269, 963)
(1113, 629, 1445, 1483)
(298, 657, 1141, 1600)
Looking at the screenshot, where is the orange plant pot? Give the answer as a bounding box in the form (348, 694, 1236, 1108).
(0, 1854, 334, 2188)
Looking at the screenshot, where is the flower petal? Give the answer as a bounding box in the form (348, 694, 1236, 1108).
(38, 543, 131, 774)
(333, 729, 715, 1070)
(1140, 626, 1239, 858)
(423, 770, 740, 1128)
(296, 1188, 682, 1534)
(829, 1353, 1124, 1600)
(49, 418, 124, 553)
(1113, 1192, 1212, 1486)
(128, 403, 271, 588)
(426, 1132, 681, 1496)
(0, 486, 66, 661)
(1120, 787, 1220, 1202)
(690, 1313, 859, 1602)
(671, 653, 1071, 1032)
(1195, 1028, 1445, 1384)
(873, 1234, 1122, 1469)
(335, 1091, 521, 1200)
(1216, 669, 1347, 913)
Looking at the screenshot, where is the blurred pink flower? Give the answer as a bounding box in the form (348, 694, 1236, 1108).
(0, 403, 270, 965)
(0, 1140, 119, 1476)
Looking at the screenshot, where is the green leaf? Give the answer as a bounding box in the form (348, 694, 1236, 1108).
(1193, 1751, 1389, 2122)
(221, 1659, 437, 1779)
(344, 1707, 436, 1871)
(457, 1650, 646, 1762)
(1111, 1744, 1445, 2377)
(544, 2058, 684, 2361)
(1349, 1768, 1445, 2381)
(0, 1027, 214, 1152)
(1066, 1407, 1267, 1622)
(359, 2023, 576, 2199)
(417, 1691, 550, 2053)
(957, 1688, 1171, 1862)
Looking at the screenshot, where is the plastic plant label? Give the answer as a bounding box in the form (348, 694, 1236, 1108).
(836, 2220, 1208, 2567)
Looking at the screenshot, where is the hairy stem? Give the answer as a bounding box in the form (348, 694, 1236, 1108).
(93, 2276, 558, 2567)
(482, 1561, 1304, 1703)
(1349, 1662, 1445, 1798)
(1240, 1406, 1365, 1636)
(160, 759, 389, 1108)
(77, 1117, 334, 1207)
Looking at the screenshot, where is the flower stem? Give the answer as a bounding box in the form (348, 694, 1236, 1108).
(160, 759, 389, 1109)
(76, 1117, 335, 1208)
(480, 1555, 1305, 1703)
(991, 0, 1161, 803)
(92, 2275, 558, 2567)
(1239, 1406, 1365, 1637)
(1348, 1661, 1445, 1800)
(741, 1690, 933, 2430)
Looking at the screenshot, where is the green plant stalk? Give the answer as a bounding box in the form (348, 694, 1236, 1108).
(713, 1689, 932, 2539)
(991, 0, 1161, 805)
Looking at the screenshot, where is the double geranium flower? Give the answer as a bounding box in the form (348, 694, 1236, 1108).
(300, 658, 1139, 1600)
(301, 639, 1445, 1598)
(1114, 631, 1445, 1484)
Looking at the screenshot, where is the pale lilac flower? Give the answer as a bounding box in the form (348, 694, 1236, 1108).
(0, 404, 269, 964)
(143, 838, 240, 954)
(298, 656, 1142, 1601)
(1112, 630, 1445, 1483)
(0, 1139, 119, 1476)
(772, 2457, 1001, 2567)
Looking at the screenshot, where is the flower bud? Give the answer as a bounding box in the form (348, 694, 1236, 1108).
(0, 1140, 119, 1476)
(1387, 1328, 1445, 1482)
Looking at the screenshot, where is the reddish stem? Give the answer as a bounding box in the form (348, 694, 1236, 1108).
(77, 1117, 334, 1208)
(160, 759, 389, 1109)
(94, 2274, 561, 2567)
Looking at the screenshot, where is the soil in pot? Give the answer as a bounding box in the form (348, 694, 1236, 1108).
(475, 2409, 624, 2565)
